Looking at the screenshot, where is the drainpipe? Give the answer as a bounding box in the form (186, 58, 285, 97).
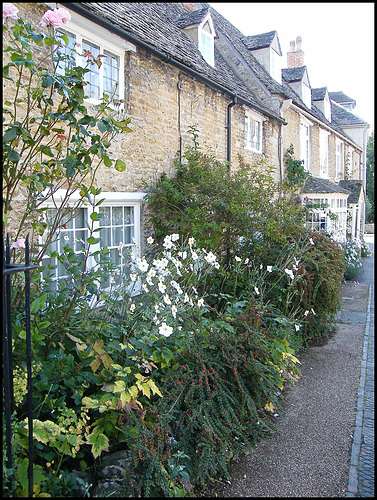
(226, 96, 238, 167)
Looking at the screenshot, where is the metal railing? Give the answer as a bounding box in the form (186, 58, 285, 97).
(3, 234, 37, 497)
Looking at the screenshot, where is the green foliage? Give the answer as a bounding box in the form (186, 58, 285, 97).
(366, 131, 374, 222)
(283, 143, 309, 189)
(343, 238, 362, 280)
(144, 130, 307, 264)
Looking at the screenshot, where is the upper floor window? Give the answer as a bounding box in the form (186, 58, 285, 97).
(335, 140, 343, 180)
(244, 113, 263, 153)
(347, 149, 354, 178)
(302, 82, 311, 108)
(319, 130, 329, 178)
(199, 19, 215, 66)
(300, 116, 312, 172)
(56, 23, 125, 103)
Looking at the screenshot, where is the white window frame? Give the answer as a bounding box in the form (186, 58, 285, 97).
(304, 195, 347, 242)
(335, 139, 344, 181)
(55, 16, 131, 105)
(300, 115, 312, 172)
(199, 28, 214, 66)
(319, 130, 330, 178)
(39, 191, 144, 290)
(347, 148, 354, 178)
(244, 110, 264, 154)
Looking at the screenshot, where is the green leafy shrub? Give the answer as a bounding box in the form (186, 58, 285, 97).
(343, 238, 362, 280)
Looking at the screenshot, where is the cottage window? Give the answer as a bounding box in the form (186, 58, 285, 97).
(335, 140, 343, 180)
(56, 26, 124, 102)
(40, 192, 143, 289)
(319, 130, 329, 178)
(300, 116, 312, 172)
(244, 114, 263, 153)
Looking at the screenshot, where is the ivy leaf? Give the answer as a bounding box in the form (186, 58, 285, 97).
(7, 149, 20, 163)
(114, 159, 126, 172)
(86, 431, 109, 458)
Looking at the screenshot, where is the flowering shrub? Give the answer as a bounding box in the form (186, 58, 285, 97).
(343, 238, 362, 279)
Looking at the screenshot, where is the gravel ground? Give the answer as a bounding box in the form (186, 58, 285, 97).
(203, 269, 370, 497)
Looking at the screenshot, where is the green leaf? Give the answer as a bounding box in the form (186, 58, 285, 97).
(90, 212, 98, 221)
(3, 127, 18, 143)
(38, 145, 54, 157)
(7, 149, 20, 163)
(82, 396, 100, 409)
(103, 155, 112, 167)
(97, 120, 107, 133)
(86, 431, 109, 458)
(30, 292, 48, 314)
(114, 159, 126, 172)
(87, 236, 101, 245)
(113, 380, 126, 393)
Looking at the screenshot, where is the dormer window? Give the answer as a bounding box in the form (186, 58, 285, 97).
(199, 21, 214, 66)
(178, 8, 216, 67)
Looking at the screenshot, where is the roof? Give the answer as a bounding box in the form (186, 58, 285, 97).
(302, 176, 351, 195)
(338, 180, 363, 203)
(329, 91, 356, 106)
(331, 101, 369, 127)
(176, 7, 209, 28)
(282, 66, 307, 83)
(242, 30, 282, 55)
(312, 87, 328, 101)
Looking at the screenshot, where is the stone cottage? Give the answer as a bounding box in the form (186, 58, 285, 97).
(3, 2, 370, 281)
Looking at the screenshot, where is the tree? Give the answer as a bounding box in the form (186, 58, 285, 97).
(366, 131, 374, 222)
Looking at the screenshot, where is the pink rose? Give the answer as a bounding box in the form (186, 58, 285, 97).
(40, 9, 64, 28)
(11, 238, 26, 249)
(3, 3, 19, 23)
(55, 7, 71, 24)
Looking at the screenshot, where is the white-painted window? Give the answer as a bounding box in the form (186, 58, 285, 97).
(320, 130, 329, 178)
(347, 148, 354, 178)
(200, 29, 214, 66)
(300, 117, 312, 172)
(56, 23, 125, 103)
(40, 192, 144, 288)
(335, 140, 343, 180)
(244, 113, 263, 153)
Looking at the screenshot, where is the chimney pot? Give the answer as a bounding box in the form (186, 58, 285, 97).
(182, 2, 195, 12)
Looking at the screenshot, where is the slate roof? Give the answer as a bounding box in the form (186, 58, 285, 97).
(242, 30, 282, 55)
(331, 101, 369, 127)
(338, 180, 363, 203)
(329, 91, 356, 106)
(312, 87, 328, 101)
(302, 176, 351, 195)
(282, 66, 307, 83)
(176, 7, 209, 28)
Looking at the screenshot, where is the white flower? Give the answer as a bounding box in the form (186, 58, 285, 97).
(148, 268, 157, 278)
(295, 324, 300, 331)
(153, 315, 160, 325)
(178, 250, 187, 260)
(304, 310, 309, 316)
(285, 269, 294, 279)
(171, 305, 177, 318)
(137, 258, 149, 273)
(254, 286, 260, 295)
(214, 262, 220, 269)
(164, 294, 171, 305)
(64, 235, 69, 241)
(309, 238, 315, 245)
(159, 322, 173, 337)
(311, 308, 316, 315)
(244, 258, 249, 265)
(110, 276, 116, 284)
(163, 236, 174, 249)
(147, 236, 154, 244)
(154, 304, 160, 314)
(130, 273, 137, 281)
(171, 233, 180, 242)
(235, 256, 241, 262)
(130, 303, 136, 313)
(188, 237, 195, 246)
(184, 293, 190, 303)
(197, 298, 205, 308)
(142, 283, 149, 293)
(161, 257, 169, 268)
(146, 276, 154, 286)
(267, 266, 273, 273)
(192, 286, 198, 295)
(158, 282, 167, 294)
(191, 251, 198, 260)
(260, 264, 263, 270)
(205, 251, 217, 264)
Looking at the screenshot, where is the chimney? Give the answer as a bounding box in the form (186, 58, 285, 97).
(182, 2, 196, 12)
(287, 36, 304, 68)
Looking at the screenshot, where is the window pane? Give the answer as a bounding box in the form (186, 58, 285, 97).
(112, 206, 123, 226)
(82, 40, 100, 99)
(103, 51, 119, 98)
(56, 30, 76, 75)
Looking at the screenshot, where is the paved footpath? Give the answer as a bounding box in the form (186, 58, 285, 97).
(209, 235, 374, 498)
(347, 234, 374, 497)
